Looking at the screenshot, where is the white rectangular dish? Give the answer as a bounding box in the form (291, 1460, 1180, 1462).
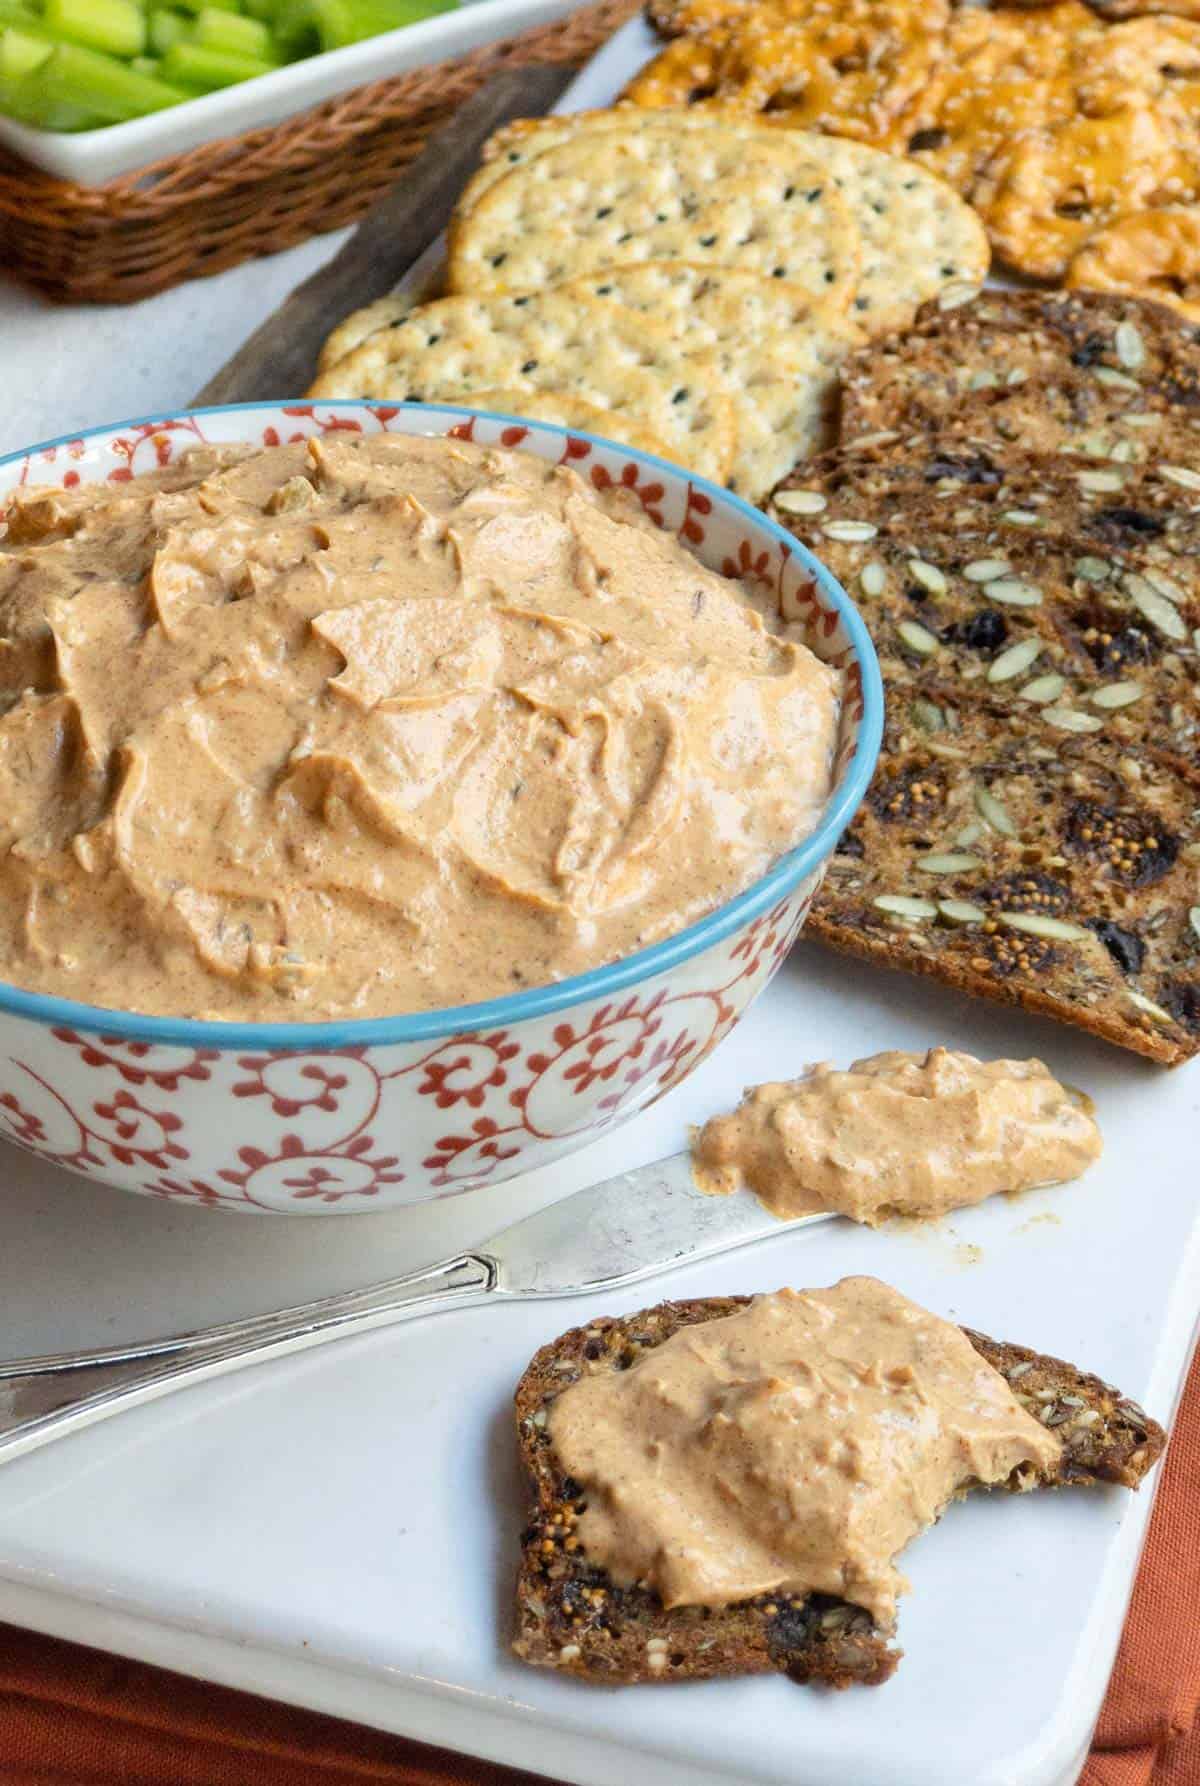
(0, 27, 1198, 1786)
(0, 0, 584, 184)
(0, 939, 1196, 1786)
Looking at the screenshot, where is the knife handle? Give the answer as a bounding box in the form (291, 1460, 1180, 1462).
(0, 1252, 496, 1467)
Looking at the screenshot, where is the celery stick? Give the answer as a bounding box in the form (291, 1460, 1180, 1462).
(43, 0, 148, 58)
(268, 0, 316, 54)
(16, 42, 189, 125)
(169, 0, 245, 15)
(0, 27, 51, 83)
(192, 7, 274, 56)
(148, 9, 188, 54)
(0, 27, 50, 124)
(160, 39, 279, 87)
(275, 0, 452, 54)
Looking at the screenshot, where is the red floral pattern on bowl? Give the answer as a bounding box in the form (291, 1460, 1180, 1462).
(0, 403, 882, 1214)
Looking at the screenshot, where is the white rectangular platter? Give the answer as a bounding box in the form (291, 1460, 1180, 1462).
(1, 24, 1199, 1786)
(0, 944, 1197, 1786)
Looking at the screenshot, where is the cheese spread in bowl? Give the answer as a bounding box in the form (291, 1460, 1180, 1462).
(0, 403, 881, 1214)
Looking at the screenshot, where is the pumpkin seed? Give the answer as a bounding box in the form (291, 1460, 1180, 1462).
(823, 518, 878, 542)
(908, 559, 947, 595)
(1126, 575, 1188, 640)
(954, 822, 983, 848)
(1043, 706, 1104, 732)
(963, 558, 1011, 581)
(1128, 990, 1173, 1024)
(988, 638, 1041, 682)
(937, 281, 981, 311)
(843, 430, 901, 451)
(1144, 568, 1187, 605)
(938, 898, 986, 924)
(1077, 468, 1126, 493)
(1073, 555, 1111, 583)
(1114, 321, 1146, 369)
(1111, 439, 1137, 464)
(1002, 509, 1041, 526)
(897, 619, 940, 656)
(1159, 464, 1200, 491)
(910, 697, 946, 732)
(916, 851, 983, 873)
(1092, 367, 1139, 390)
(860, 560, 886, 596)
(1189, 906, 1200, 943)
(1007, 367, 1029, 386)
(1019, 673, 1066, 704)
(773, 489, 826, 515)
(983, 577, 1043, 606)
(1000, 911, 1091, 942)
(873, 894, 938, 920)
(1090, 681, 1144, 709)
(975, 784, 1016, 836)
(967, 369, 1000, 390)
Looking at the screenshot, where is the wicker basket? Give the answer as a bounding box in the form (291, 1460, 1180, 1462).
(0, 0, 638, 307)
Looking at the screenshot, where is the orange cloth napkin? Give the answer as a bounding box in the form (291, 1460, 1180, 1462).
(1, 1344, 1197, 1786)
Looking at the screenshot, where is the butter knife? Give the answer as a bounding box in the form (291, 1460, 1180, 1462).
(0, 1155, 828, 1465)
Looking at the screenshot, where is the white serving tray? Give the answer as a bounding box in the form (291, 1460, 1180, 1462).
(0, 941, 1196, 1786)
(0, 0, 583, 184)
(1, 27, 1198, 1786)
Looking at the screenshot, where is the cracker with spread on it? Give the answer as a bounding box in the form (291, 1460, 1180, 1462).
(307, 290, 740, 484)
(512, 1296, 1164, 1686)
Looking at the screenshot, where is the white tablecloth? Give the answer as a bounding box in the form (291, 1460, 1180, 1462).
(0, 228, 351, 459)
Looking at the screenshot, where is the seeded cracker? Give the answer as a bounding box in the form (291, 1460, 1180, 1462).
(447, 126, 861, 312)
(553, 263, 857, 495)
(769, 303, 1200, 1065)
(460, 111, 988, 335)
(838, 288, 1200, 457)
(513, 1297, 1164, 1686)
(775, 446, 1200, 780)
(307, 291, 738, 484)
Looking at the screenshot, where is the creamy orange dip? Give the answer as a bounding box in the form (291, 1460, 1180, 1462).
(0, 434, 841, 1020)
(548, 1279, 1061, 1625)
(692, 1048, 1101, 1224)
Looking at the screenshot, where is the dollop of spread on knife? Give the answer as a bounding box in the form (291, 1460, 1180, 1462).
(691, 1047, 1101, 1223)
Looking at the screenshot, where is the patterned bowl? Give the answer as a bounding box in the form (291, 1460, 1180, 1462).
(0, 402, 882, 1215)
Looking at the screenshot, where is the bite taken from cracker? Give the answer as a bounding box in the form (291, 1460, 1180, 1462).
(512, 1281, 1164, 1688)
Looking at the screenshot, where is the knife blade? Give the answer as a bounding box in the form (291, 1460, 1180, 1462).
(0, 1151, 829, 1464)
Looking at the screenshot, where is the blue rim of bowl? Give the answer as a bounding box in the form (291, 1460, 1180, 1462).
(0, 401, 884, 1048)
